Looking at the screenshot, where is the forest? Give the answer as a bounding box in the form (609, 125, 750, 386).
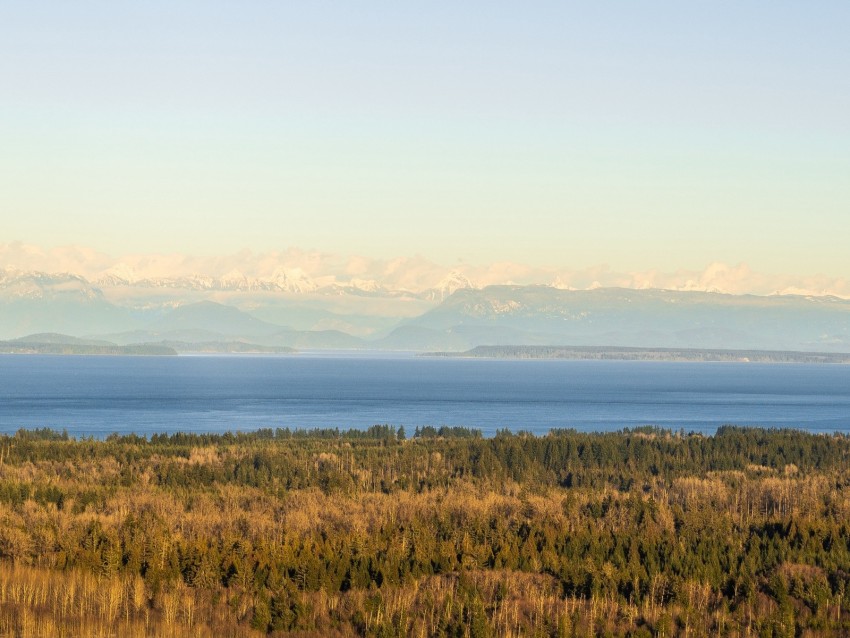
(0, 424, 849, 636)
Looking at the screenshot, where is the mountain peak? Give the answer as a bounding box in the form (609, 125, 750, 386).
(422, 270, 476, 302)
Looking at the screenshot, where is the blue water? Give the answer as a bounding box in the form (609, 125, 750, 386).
(1, 353, 849, 438)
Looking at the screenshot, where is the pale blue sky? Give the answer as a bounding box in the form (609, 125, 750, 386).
(1, 2, 848, 274)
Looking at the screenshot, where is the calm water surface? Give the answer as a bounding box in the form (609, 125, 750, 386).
(1, 353, 849, 437)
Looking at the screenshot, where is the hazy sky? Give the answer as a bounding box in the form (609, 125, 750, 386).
(2, 2, 849, 276)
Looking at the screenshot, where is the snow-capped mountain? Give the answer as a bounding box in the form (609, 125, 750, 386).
(401, 285, 850, 351)
(3, 265, 850, 352)
(421, 270, 476, 302)
(0, 268, 104, 301)
(94, 270, 319, 294)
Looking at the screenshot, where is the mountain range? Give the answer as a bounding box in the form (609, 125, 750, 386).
(2, 268, 850, 352)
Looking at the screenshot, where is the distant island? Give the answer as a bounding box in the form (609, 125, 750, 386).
(150, 340, 296, 355)
(424, 344, 850, 364)
(0, 334, 177, 356)
(0, 333, 296, 356)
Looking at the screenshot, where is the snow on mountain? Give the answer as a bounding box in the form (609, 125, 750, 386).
(94, 271, 319, 293)
(268, 268, 318, 293)
(421, 270, 476, 302)
(348, 278, 381, 293)
(406, 285, 850, 352)
(96, 262, 138, 286)
(0, 268, 103, 301)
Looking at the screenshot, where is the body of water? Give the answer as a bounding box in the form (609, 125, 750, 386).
(1, 353, 849, 437)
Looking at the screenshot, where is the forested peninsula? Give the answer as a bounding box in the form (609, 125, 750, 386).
(0, 334, 296, 356)
(426, 345, 850, 364)
(1, 426, 849, 636)
(0, 341, 177, 356)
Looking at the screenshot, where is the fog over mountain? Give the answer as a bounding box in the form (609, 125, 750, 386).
(2, 252, 850, 352)
(401, 286, 850, 352)
(4, 242, 850, 300)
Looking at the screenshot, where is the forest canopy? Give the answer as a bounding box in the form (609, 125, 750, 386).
(0, 425, 849, 636)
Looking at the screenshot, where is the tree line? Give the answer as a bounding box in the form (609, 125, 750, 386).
(0, 425, 849, 636)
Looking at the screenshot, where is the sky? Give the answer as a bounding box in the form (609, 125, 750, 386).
(2, 2, 849, 279)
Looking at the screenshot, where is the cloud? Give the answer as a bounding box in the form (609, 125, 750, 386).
(2, 241, 849, 299)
